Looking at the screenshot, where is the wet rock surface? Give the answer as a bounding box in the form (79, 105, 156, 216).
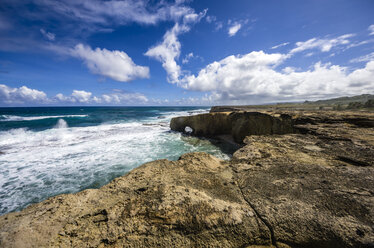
(1, 110, 374, 247)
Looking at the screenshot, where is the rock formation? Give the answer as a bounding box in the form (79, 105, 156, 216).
(170, 112, 294, 143)
(1, 110, 374, 247)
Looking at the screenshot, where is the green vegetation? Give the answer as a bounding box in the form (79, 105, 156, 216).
(279, 94, 374, 111)
(212, 94, 374, 112)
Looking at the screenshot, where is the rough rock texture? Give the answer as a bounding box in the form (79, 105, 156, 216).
(170, 112, 294, 143)
(0, 153, 273, 248)
(233, 134, 374, 247)
(1, 110, 374, 247)
(171, 110, 374, 143)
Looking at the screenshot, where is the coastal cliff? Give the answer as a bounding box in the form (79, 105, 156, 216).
(170, 112, 294, 143)
(1, 109, 374, 247)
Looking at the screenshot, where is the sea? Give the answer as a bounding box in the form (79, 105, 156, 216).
(0, 106, 233, 215)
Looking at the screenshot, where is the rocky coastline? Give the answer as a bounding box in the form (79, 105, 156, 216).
(0, 107, 374, 247)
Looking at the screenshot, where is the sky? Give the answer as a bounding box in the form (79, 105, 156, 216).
(0, 0, 374, 106)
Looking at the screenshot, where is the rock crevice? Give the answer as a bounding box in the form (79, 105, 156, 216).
(237, 182, 278, 248)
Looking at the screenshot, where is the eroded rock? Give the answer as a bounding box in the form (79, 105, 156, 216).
(0, 153, 272, 248)
(232, 134, 374, 247)
(170, 112, 294, 143)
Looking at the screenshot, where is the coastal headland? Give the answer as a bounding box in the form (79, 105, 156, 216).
(0, 106, 373, 247)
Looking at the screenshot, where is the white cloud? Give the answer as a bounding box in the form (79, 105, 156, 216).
(206, 15, 216, 23)
(0, 0, 203, 53)
(71, 90, 92, 102)
(0, 83, 150, 106)
(290, 34, 354, 54)
(0, 84, 48, 105)
(101, 92, 148, 104)
(180, 50, 374, 104)
(369, 24, 374, 35)
(215, 22, 223, 31)
(182, 51, 287, 92)
(205, 15, 223, 31)
(71, 44, 149, 82)
(145, 9, 206, 83)
(350, 52, 374, 63)
(346, 39, 374, 49)
(271, 42, 290, 49)
(145, 23, 185, 83)
(55, 90, 148, 105)
(40, 28, 55, 41)
(56, 90, 92, 103)
(228, 23, 241, 37)
(21, 0, 196, 26)
(182, 52, 194, 64)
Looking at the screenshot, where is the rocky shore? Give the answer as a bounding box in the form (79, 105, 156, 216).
(1, 108, 374, 247)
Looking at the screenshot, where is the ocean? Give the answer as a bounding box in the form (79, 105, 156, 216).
(0, 107, 232, 215)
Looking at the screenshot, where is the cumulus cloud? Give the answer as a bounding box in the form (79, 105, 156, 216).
(40, 29, 55, 41)
(71, 90, 92, 102)
(55, 90, 92, 103)
(56, 90, 148, 104)
(0, 84, 150, 106)
(145, 9, 206, 83)
(290, 34, 354, 54)
(71, 44, 149, 82)
(180, 50, 374, 104)
(101, 91, 148, 104)
(145, 23, 185, 83)
(0, 84, 48, 105)
(369, 24, 374, 35)
(182, 51, 287, 92)
(228, 23, 241, 37)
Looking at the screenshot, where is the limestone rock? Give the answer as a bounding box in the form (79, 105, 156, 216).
(170, 112, 294, 143)
(232, 134, 374, 247)
(0, 153, 271, 248)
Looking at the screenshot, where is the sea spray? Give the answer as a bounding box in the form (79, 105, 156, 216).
(54, 119, 68, 129)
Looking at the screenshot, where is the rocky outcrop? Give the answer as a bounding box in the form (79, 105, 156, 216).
(0, 153, 274, 248)
(170, 110, 374, 143)
(1, 110, 374, 247)
(233, 134, 374, 247)
(170, 112, 294, 143)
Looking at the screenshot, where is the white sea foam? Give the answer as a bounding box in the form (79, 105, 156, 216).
(0, 115, 88, 121)
(54, 119, 68, 129)
(0, 113, 228, 214)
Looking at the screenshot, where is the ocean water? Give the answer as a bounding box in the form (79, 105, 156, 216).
(0, 107, 232, 215)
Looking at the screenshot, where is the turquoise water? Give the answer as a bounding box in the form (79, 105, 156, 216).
(0, 107, 231, 215)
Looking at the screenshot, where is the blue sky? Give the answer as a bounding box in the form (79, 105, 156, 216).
(0, 0, 374, 106)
